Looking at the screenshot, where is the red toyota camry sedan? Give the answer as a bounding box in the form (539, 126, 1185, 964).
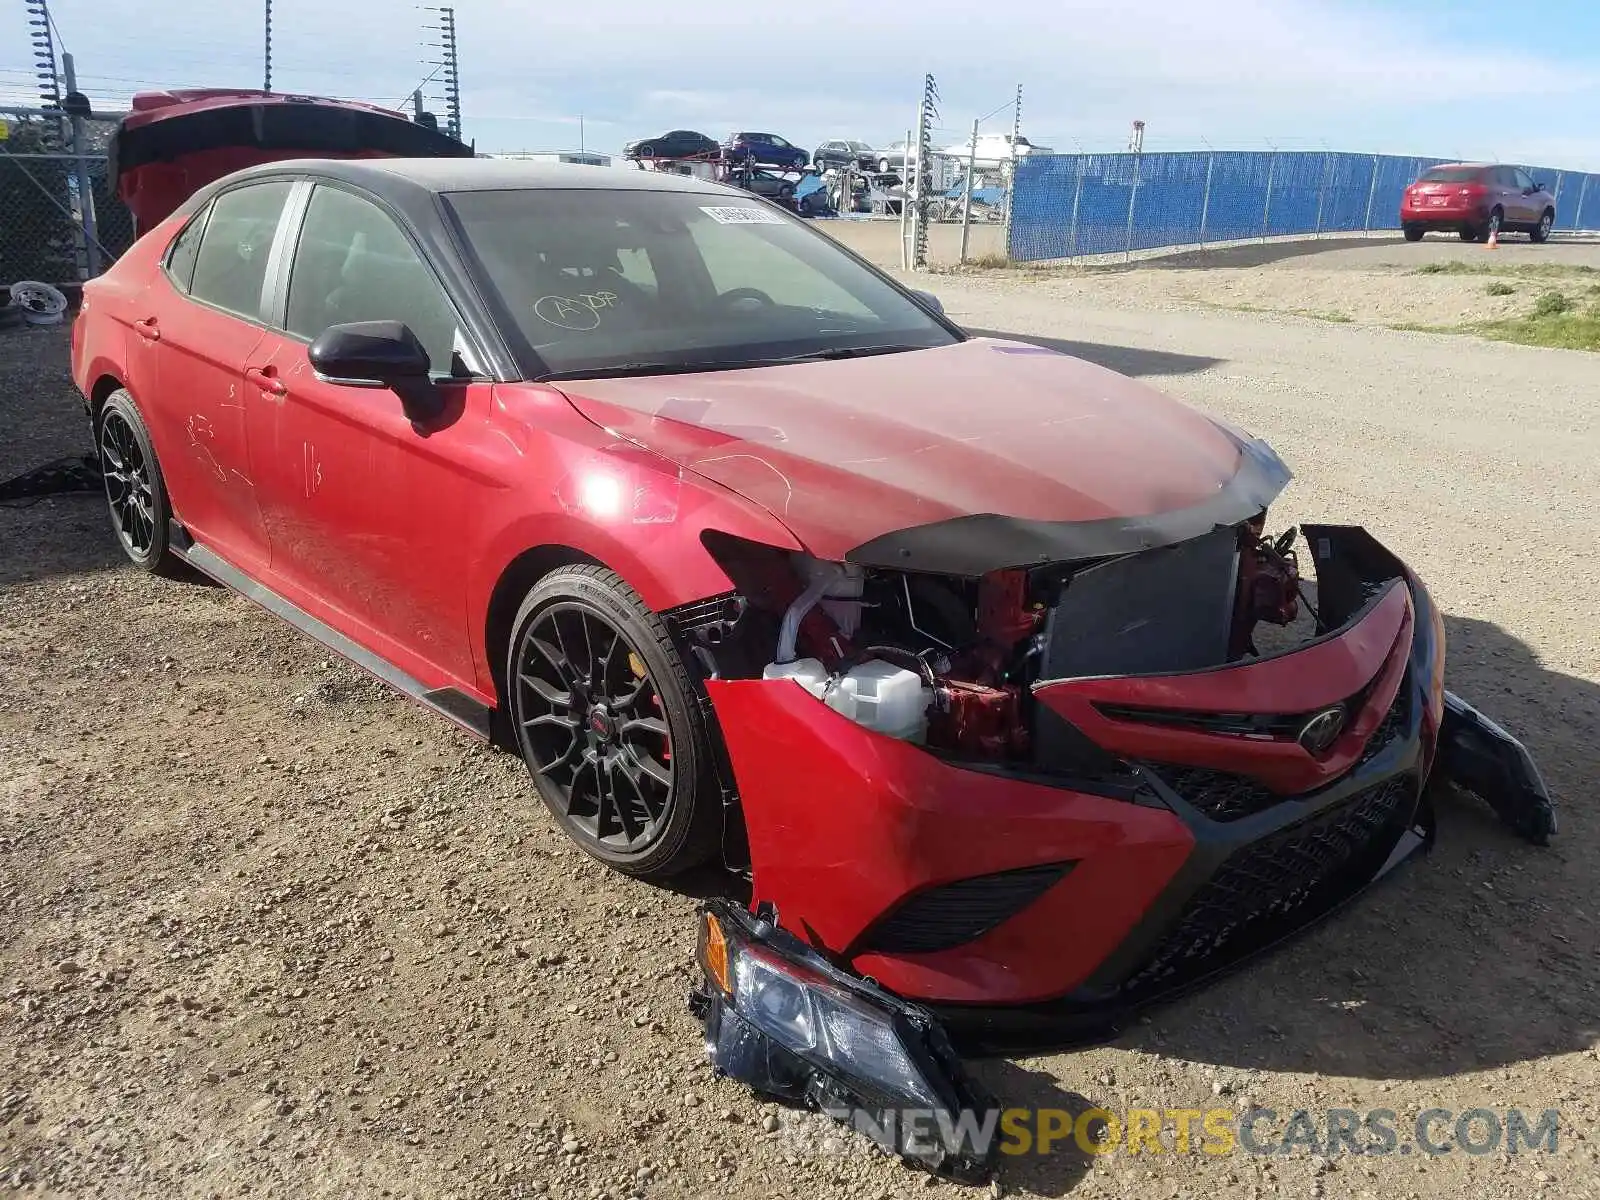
(72, 160, 1553, 1116)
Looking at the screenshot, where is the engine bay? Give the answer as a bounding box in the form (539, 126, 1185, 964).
(680, 516, 1307, 767)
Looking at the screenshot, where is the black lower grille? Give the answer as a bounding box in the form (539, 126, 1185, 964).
(1150, 765, 1282, 822)
(1121, 774, 1415, 996)
(857, 863, 1075, 955)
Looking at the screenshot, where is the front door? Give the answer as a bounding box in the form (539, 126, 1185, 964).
(244, 181, 490, 689)
(136, 179, 297, 572)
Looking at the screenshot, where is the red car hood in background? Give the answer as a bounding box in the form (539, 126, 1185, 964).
(555, 338, 1244, 562)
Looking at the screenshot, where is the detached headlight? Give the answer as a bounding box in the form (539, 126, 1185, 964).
(690, 899, 995, 1182)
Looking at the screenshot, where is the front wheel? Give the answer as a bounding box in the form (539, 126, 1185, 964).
(1530, 209, 1554, 243)
(505, 564, 722, 880)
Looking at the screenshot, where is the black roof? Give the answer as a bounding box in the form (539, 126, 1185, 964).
(189, 156, 738, 214)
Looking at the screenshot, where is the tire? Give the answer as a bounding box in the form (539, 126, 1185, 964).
(778, 183, 795, 200)
(1480, 208, 1503, 242)
(1459, 226, 1481, 243)
(1531, 208, 1554, 244)
(878, 158, 891, 174)
(96, 389, 180, 575)
(505, 564, 722, 880)
(1403, 224, 1424, 242)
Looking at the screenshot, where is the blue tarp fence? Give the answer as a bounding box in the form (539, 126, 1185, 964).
(1007, 150, 1600, 262)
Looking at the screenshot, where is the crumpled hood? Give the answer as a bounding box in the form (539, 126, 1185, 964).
(555, 337, 1265, 568)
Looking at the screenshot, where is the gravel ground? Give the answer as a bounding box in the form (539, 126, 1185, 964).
(2, 248, 1598, 1200)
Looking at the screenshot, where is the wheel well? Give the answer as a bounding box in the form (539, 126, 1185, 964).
(483, 544, 602, 711)
(89, 374, 124, 424)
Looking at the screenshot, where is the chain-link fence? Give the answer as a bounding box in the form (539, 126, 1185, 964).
(1008, 150, 1600, 262)
(1, 106, 136, 285)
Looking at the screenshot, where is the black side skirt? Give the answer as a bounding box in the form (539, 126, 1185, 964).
(172, 522, 493, 742)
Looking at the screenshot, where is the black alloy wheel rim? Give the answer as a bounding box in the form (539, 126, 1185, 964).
(99, 410, 155, 557)
(514, 602, 674, 854)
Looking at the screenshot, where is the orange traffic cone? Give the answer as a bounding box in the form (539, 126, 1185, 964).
(1486, 224, 1499, 249)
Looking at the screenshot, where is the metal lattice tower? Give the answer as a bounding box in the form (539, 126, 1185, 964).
(25, 0, 61, 109)
(911, 73, 939, 269)
(24, 0, 63, 148)
(424, 6, 462, 141)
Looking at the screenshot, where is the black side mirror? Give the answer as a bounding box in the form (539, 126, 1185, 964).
(308, 320, 443, 422)
(910, 288, 945, 316)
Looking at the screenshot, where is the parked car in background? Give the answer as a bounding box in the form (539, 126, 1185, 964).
(874, 139, 916, 174)
(623, 129, 720, 161)
(723, 132, 808, 171)
(939, 132, 1053, 168)
(725, 166, 803, 202)
(813, 140, 876, 173)
(1400, 163, 1556, 244)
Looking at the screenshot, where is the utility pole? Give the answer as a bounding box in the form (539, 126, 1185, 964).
(263, 0, 273, 92)
(958, 117, 978, 264)
(61, 52, 101, 278)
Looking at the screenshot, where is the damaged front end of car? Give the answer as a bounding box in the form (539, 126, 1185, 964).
(679, 427, 1556, 1178)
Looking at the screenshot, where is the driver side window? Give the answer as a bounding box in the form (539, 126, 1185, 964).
(285, 184, 469, 377)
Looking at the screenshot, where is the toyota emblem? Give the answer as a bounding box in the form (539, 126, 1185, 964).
(1297, 706, 1348, 755)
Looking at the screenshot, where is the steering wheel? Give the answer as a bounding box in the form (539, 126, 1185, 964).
(715, 287, 776, 314)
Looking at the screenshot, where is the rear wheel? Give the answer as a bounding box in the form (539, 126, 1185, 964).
(1403, 224, 1424, 242)
(505, 564, 722, 880)
(1530, 208, 1554, 243)
(97, 389, 180, 576)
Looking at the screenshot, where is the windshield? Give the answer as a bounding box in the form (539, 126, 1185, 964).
(446, 187, 960, 378)
(1419, 166, 1485, 183)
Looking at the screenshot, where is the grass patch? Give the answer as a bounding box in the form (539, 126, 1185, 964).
(1532, 290, 1574, 317)
(1486, 280, 1516, 296)
(1409, 260, 1598, 279)
(1472, 307, 1600, 351)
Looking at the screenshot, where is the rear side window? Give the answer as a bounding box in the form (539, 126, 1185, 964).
(285, 184, 465, 377)
(189, 182, 294, 320)
(163, 207, 209, 292)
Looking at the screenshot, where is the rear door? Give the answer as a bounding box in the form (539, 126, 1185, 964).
(1512, 168, 1540, 223)
(136, 178, 297, 572)
(242, 180, 490, 688)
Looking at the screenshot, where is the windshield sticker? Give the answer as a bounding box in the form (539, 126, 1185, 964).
(700, 205, 787, 226)
(533, 291, 618, 331)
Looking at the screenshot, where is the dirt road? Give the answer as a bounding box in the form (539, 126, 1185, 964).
(3, 251, 1597, 1200)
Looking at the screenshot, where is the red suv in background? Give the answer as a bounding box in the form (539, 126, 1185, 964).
(1401, 163, 1556, 244)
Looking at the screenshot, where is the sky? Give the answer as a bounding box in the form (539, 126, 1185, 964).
(2, 0, 1598, 170)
